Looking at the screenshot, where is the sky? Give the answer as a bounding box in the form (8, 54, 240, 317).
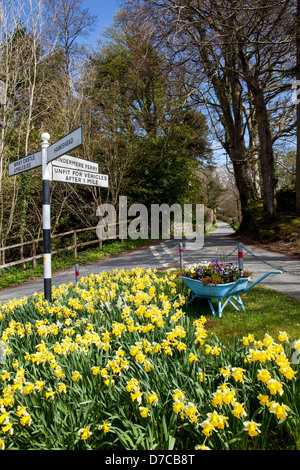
(82, 0, 121, 44)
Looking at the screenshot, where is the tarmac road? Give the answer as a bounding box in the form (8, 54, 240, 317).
(0, 220, 299, 302)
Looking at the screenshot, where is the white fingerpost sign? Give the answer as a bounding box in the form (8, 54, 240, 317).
(8, 126, 109, 303)
(47, 127, 83, 163)
(52, 166, 108, 187)
(8, 151, 42, 176)
(53, 154, 99, 173)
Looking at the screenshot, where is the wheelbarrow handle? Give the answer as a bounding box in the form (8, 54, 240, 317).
(242, 270, 282, 292)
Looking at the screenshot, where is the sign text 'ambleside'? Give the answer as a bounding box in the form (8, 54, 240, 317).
(8, 151, 42, 176)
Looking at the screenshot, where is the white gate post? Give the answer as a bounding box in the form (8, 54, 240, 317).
(238, 243, 244, 270)
(41, 132, 52, 302)
(179, 242, 183, 269)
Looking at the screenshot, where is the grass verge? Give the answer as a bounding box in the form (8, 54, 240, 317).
(0, 238, 151, 290)
(178, 280, 300, 342)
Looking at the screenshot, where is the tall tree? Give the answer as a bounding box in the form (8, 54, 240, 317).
(84, 17, 212, 208)
(43, 0, 97, 130)
(296, 0, 300, 214)
(124, 0, 296, 220)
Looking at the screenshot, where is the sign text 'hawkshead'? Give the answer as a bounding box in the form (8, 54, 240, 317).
(47, 127, 83, 163)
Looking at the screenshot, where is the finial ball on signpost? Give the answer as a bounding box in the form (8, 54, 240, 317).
(41, 132, 50, 143)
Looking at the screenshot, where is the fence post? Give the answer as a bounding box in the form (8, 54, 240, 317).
(32, 240, 36, 269)
(73, 231, 77, 258)
(179, 242, 183, 269)
(238, 243, 244, 270)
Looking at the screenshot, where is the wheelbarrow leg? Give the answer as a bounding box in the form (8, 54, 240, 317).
(227, 294, 245, 312)
(208, 294, 245, 318)
(207, 299, 224, 318)
(207, 299, 217, 317)
(188, 291, 197, 304)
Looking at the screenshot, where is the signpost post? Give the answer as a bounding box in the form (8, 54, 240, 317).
(41, 133, 52, 302)
(8, 127, 108, 302)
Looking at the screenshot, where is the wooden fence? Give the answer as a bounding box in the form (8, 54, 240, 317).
(0, 224, 121, 271)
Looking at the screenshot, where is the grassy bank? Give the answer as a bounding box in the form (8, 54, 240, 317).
(0, 238, 151, 290)
(235, 204, 300, 244)
(178, 280, 300, 342)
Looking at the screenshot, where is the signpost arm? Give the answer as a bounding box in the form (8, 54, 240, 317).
(41, 133, 52, 302)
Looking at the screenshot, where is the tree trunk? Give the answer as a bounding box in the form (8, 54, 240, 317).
(296, 0, 300, 215)
(238, 51, 276, 217)
(212, 73, 257, 220)
(250, 85, 276, 217)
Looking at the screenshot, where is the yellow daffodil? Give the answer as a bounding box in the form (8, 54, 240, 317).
(92, 366, 101, 375)
(0, 412, 10, 425)
(189, 353, 197, 363)
(147, 392, 158, 405)
(232, 403, 247, 419)
(45, 389, 55, 400)
(78, 428, 92, 440)
(200, 420, 214, 437)
(242, 335, 255, 346)
(139, 407, 149, 418)
(267, 379, 283, 396)
(220, 367, 231, 378)
(173, 402, 185, 414)
(232, 367, 245, 383)
(71, 371, 82, 382)
(1, 423, 13, 435)
(131, 391, 143, 404)
(99, 422, 110, 433)
(1, 371, 10, 381)
(222, 389, 235, 405)
(269, 402, 290, 420)
(195, 444, 210, 450)
(211, 391, 223, 407)
(257, 394, 270, 406)
(243, 420, 261, 437)
(16, 406, 26, 417)
(280, 366, 297, 380)
(34, 381, 44, 392)
(257, 369, 272, 383)
(173, 389, 184, 401)
(20, 413, 32, 427)
(278, 331, 289, 342)
(126, 378, 139, 392)
(23, 383, 35, 395)
(58, 383, 67, 393)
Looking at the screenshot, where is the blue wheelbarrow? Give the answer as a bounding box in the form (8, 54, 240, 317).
(179, 270, 282, 318)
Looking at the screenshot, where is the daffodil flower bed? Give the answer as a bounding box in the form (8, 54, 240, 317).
(0, 268, 299, 450)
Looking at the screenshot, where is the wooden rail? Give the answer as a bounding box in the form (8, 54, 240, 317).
(0, 222, 126, 271)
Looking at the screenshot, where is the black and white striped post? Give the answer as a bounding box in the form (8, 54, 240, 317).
(41, 132, 52, 302)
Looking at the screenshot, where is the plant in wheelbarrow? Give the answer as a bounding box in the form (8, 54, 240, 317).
(181, 259, 251, 285)
(178, 259, 282, 318)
